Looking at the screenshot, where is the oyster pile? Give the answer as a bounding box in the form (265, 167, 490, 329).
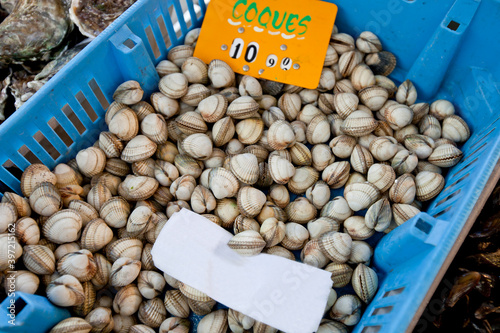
(0, 26, 472, 333)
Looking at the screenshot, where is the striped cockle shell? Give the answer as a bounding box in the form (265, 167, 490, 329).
(442, 115, 470, 143)
(375, 75, 397, 97)
(49, 317, 92, 333)
(141, 113, 168, 144)
(396, 79, 417, 106)
(236, 117, 264, 145)
(301, 239, 329, 268)
(429, 99, 455, 120)
(159, 73, 188, 99)
(156, 59, 180, 77)
(428, 143, 463, 167)
(306, 114, 331, 144)
(43, 209, 82, 244)
(237, 186, 267, 218)
(113, 284, 142, 316)
(341, 111, 378, 137)
(198, 94, 228, 123)
(267, 120, 296, 150)
(233, 215, 260, 235)
(118, 175, 159, 201)
(47, 275, 84, 307)
(338, 50, 363, 77)
(392, 203, 421, 226)
(350, 144, 374, 174)
(330, 294, 362, 326)
(419, 115, 441, 140)
(0, 202, 16, 234)
(108, 107, 139, 141)
(91, 253, 111, 290)
(285, 197, 317, 224)
(268, 184, 290, 209)
(212, 116, 235, 147)
(137, 298, 167, 328)
(197, 309, 228, 333)
(121, 135, 157, 163)
(86, 182, 111, 211)
(329, 135, 357, 159)
(75, 147, 107, 178)
(325, 262, 353, 288)
(289, 142, 312, 166)
(85, 307, 114, 332)
(278, 93, 301, 121)
(344, 182, 380, 211)
(228, 309, 255, 333)
(311, 144, 335, 172)
(404, 134, 435, 159)
(320, 196, 353, 222)
(343, 216, 374, 240)
(105, 158, 131, 177)
(228, 230, 266, 256)
(348, 241, 373, 265)
(131, 101, 155, 121)
(208, 59, 235, 88)
(307, 217, 340, 239)
(264, 246, 295, 261)
(57, 250, 97, 282)
(106, 237, 143, 262)
(208, 167, 239, 199)
(99, 197, 130, 228)
(391, 149, 418, 175)
(268, 155, 295, 185)
(181, 57, 208, 84)
(214, 199, 238, 228)
(229, 153, 259, 187)
(163, 290, 190, 318)
(159, 317, 190, 333)
(281, 222, 310, 250)
(14, 217, 40, 245)
(318, 231, 352, 263)
(305, 180, 331, 209)
(369, 136, 398, 161)
(351, 64, 376, 91)
(262, 106, 285, 128)
(322, 161, 350, 189)
(317, 320, 348, 333)
(331, 33, 355, 54)
(367, 163, 396, 192)
(393, 124, 418, 143)
(257, 201, 287, 223)
(288, 166, 319, 194)
(389, 173, 416, 204)
(80, 218, 113, 252)
(113, 80, 143, 105)
(53, 163, 82, 188)
(260, 217, 286, 247)
(352, 264, 378, 303)
(239, 75, 263, 100)
(110, 257, 142, 287)
(126, 206, 153, 236)
(415, 171, 445, 201)
(191, 185, 216, 214)
(365, 197, 392, 232)
(358, 85, 389, 111)
(356, 31, 382, 53)
(383, 102, 413, 130)
(226, 96, 259, 119)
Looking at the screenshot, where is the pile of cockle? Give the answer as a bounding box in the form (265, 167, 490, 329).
(417, 181, 499, 333)
(0, 26, 471, 333)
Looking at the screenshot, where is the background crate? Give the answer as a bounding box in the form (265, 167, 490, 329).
(0, 0, 499, 332)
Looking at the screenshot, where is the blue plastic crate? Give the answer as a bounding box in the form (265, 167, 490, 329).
(0, 0, 499, 332)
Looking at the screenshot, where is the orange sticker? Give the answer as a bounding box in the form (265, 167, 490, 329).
(194, 0, 338, 89)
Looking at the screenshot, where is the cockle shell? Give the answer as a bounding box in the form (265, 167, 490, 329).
(442, 115, 470, 143)
(352, 264, 378, 303)
(197, 309, 228, 333)
(208, 59, 235, 88)
(132, 101, 155, 121)
(289, 142, 312, 166)
(14, 217, 39, 245)
(341, 111, 377, 137)
(428, 143, 463, 167)
(306, 114, 331, 144)
(288, 166, 319, 194)
(311, 144, 335, 172)
(80, 218, 113, 252)
(176, 111, 207, 135)
(358, 86, 388, 111)
(159, 317, 190, 333)
(181, 57, 208, 84)
(375, 75, 397, 98)
(110, 257, 142, 287)
(0, 202, 16, 234)
(229, 153, 259, 185)
(164, 290, 190, 318)
(322, 161, 350, 189)
(391, 149, 418, 175)
(268, 155, 295, 185)
(126, 206, 153, 236)
(318, 232, 352, 263)
(228, 230, 266, 256)
(389, 173, 416, 204)
(281, 222, 310, 250)
(86, 182, 111, 211)
(159, 73, 188, 99)
(260, 217, 286, 247)
(369, 136, 398, 161)
(416, 161, 442, 175)
(0, 233, 22, 271)
(118, 175, 159, 201)
(267, 120, 296, 150)
(236, 117, 264, 145)
(348, 241, 374, 265)
(141, 113, 168, 144)
(198, 94, 227, 123)
(404, 134, 435, 159)
(383, 102, 414, 130)
(99, 197, 130, 228)
(239, 75, 263, 100)
(330, 294, 362, 326)
(343, 216, 374, 240)
(419, 115, 441, 140)
(338, 51, 363, 77)
(285, 197, 317, 224)
(237, 186, 267, 218)
(415, 171, 445, 201)
(132, 158, 156, 178)
(318, 67, 336, 91)
(181, 133, 213, 160)
(226, 96, 259, 119)
(430, 99, 455, 120)
(181, 83, 211, 106)
(278, 93, 301, 121)
(330, 135, 357, 159)
(305, 181, 331, 209)
(57, 250, 97, 282)
(121, 135, 157, 163)
(48, 317, 92, 333)
(91, 253, 111, 290)
(301, 239, 329, 268)
(108, 108, 139, 141)
(307, 217, 340, 239)
(350, 145, 374, 174)
(344, 182, 380, 211)
(113, 80, 143, 105)
(228, 309, 255, 333)
(365, 197, 392, 232)
(395, 80, 417, 106)
(168, 45, 194, 67)
(208, 167, 239, 199)
(43, 209, 82, 244)
(331, 33, 355, 54)
(190, 185, 216, 214)
(365, 51, 397, 76)
(106, 237, 143, 262)
(367, 163, 396, 192)
(351, 64, 376, 91)
(325, 263, 353, 288)
(150, 92, 179, 119)
(53, 163, 82, 188)
(138, 298, 167, 328)
(392, 203, 421, 226)
(263, 107, 285, 128)
(356, 31, 382, 53)
(130, 325, 156, 333)
(105, 158, 131, 176)
(113, 284, 142, 316)
(212, 116, 235, 147)
(321, 196, 353, 222)
(75, 147, 107, 178)
(47, 275, 84, 307)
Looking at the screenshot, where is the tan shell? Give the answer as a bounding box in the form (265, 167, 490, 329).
(333, 93, 359, 119)
(320, 196, 353, 222)
(57, 249, 97, 282)
(442, 115, 470, 143)
(105, 158, 131, 176)
(383, 102, 414, 130)
(80, 218, 113, 252)
(395, 79, 417, 106)
(140, 113, 168, 144)
(392, 203, 421, 226)
(358, 86, 388, 111)
(105, 101, 128, 124)
(300, 239, 329, 268)
(330, 294, 362, 326)
(198, 94, 228, 123)
(137, 297, 167, 328)
(0, 202, 16, 234)
(14, 217, 39, 245)
(159, 318, 190, 333)
(212, 116, 235, 147)
(367, 163, 396, 192)
(329, 135, 356, 159)
(113, 80, 143, 105)
(49, 317, 92, 333)
(190, 185, 216, 214)
(403, 134, 435, 159)
(260, 217, 286, 247)
(131, 101, 155, 121)
(338, 50, 363, 77)
(289, 142, 312, 166)
(159, 73, 188, 99)
(267, 120, 296, 150)
(307, 217, 340, 240)
(228, 309, 255, 333)
(318, 231, 352, 263)
(126, 206, 153, 236)
(320, 161, 348, 189)
(343, 216, 374, 240)
(176, 111, 207, 135)
(168, 45, 194, 66)
(268, 184, 290, 209)
(283, 197, 316, 224)
(391, 150, 418, 175)
(229, 153, 259, 185)
(41, 209, 82, 244)
(110, 257, 142, 287)
(352, 264, 378, 303)
(99, 197, 130, 228)
(113, 284, 142, 316)
(281, 222, 310, 250)
(121, 135, 157, 163)
(75, 147, 107, 178)
(348, 241, 373, 265)
(365, 197, 392, 232)
(131, 158, 156, 178)
(156, 59, 180, 77)
(181, 83, 211, 106)
(47, 275, 84, 307)
(118, 175, 159, 201)
(310, 144, 334, 172)
(181, 57, 208, 84)
(108, 108, 139, 141)
(181, 133, 213, 160)
(268, 154, 296, 185)
(164, 290, 190, 318)
(150, 92, 179, 119)
(325, 263, 354, 288)
(22, 244, 54, 275)
(226, 96, 259, 119)
(239, 75, 263, 100)
(344, 182, 380, 211)
(97, 132, 123, 159)
(278, 93, 301, 121)
(305, 180, 331, 209)
(306, 114, 331, 144)
(85, 307, 114, 332)
(369, 136, 398, 161)
(106, 237, 143, 262)
(53, 163, 82, 188)
(91, 253, 111, 290)
(351, 64, 376, 91)
(419, 115, 441, 140)
(356, 31, 382, 53)
(236, 117, 264, 145)
(389, 173, 416, 204)
(197, 309, 228, 333)
(415, 171, 445, 201)
(264, 246, 295, 261)
(350, 144, 374, 174)
(86, 182, 112, 211)
(331, 33, 355, 54)
(208, 167, 240, 199)
(237, 186, 267, 218)
(288, 166, 319, 194)
(428, 143, 463, 167)
(228, 230, 266, 256)
(263, 106, 285, 127)
(208, 59, 235, 88)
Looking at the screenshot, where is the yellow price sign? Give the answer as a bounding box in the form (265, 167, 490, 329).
(194, 0, 338, 89)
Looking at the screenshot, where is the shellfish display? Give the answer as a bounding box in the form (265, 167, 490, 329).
(0, 15, 474, 333)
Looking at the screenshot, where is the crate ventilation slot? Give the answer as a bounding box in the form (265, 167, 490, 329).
(415, 219, 432, 234)
(62, 104, 86, 135)
(180, 0, 193, 28)
(470, 128, 495, 149)
(462, 142, 487, 163)
(123, 38, 136, 49)
(33, 131, 60, 160)
(361, 326, 382, 333)
(169, 5, 183, 38)
(433, 206, 452, 218)
(145, 26, 161, 59)
(2, 159, 22, 180)
(453, 157, 478, 177)
(157, 15, 172, 49)
(447, 20, 460, 31)
(383, 287, 405, 297)
(75, 91, 98, 122)
(18, 145, 42, 164)
(372, 305, 394, 316)
(88, 79, 110, 110)
(48, 118, 73, 147)
(435, 189, 461, 208)
(442, 172, 470, 193)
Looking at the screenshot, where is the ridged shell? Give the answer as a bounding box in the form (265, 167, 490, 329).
(278, 93, 301, 121)
(168, 45, 194, 66)
(197, 309, 228, 333)
(260, 217, 286, 247)
(176, 111, 207, 135)
(344, 182, 380, 211)
(105, 158, 131, 176)
(57, 250, 97, 282)
(80, 218, 113, 252)
(288, 166, 319, 194)
(348, 241, 373, 265)
(442, 115, 470, 143)
(43, 209, 82, 244)
(257, 201, 287, 223)
(333, 93, 359, 119)
(121, 135, 157, 163)
(267, 120, 296, 150)
(428, 144, 463, 167)
(47, 275, 84, 307)
(181, 83, 211, 106)
(391, 149, 418, 175)
(208, 167, 240, 199)
(198, 94, 228, 123)
(226, 96, 259, 119)
(330, 135, 357, 159)
(306, 114, 331, 144)
(392, 203, 421, 226)
(237, 186, 267, 218)
(367, 163, 396, 192)
(285, 197, 317, 224)
(212, 116, 235, 147)
(300, 239, 329, 268)
(322, 161, 350, 189)
(352, 264, 378, 303)
(110, 257, 142, 287)
(318, 232, 352, 263)
(86, 182, 111, 211)
(208, 59, 235, 88)
(389, 174, 416, 204)
(228, 230, 266, 256)
(365, 51, 396, 76)
(140, 113, 168, 144)
(23, 245, 55, 275)
(369, 136, 398, 161)
(419, 115, 441, 140)
(106, 237, 143, 262)
(113, 284, 142, 316)
(383, 103, 414, 130)
(118, 175, 159, 201)
(320, 197, 353, 222)
(358, 86, 388, 111)
(350, 145, 374, 174)
(307, 217, 340, 239)
(325, 262, 353, 288)
(415, 171, 445, 201)
(343, 216, 374, 240)
(289, 142, 312, 166)
(181, 133, 213, 160)
(164, 290, 190, 318)
(281, 222, 310, 250)
(49, 317, 92, 333)
(330, 294, 362, 326)
(268, 155, 296, 185)
(131, 101, 155, 121)
(99, 197, 130, 228)
(159, 73, 188, 99)
(138, 298, 167, 328)
(191, 185, 216, 214)
(236, 117, 264, 145)
(108, 108, 139, 141)
(113, 80, 143, 104)
(230, 153, 259, 185)
(351, 64, 376, 91)
(365, 197, 392, 232)
(182, 57, 208, 84)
